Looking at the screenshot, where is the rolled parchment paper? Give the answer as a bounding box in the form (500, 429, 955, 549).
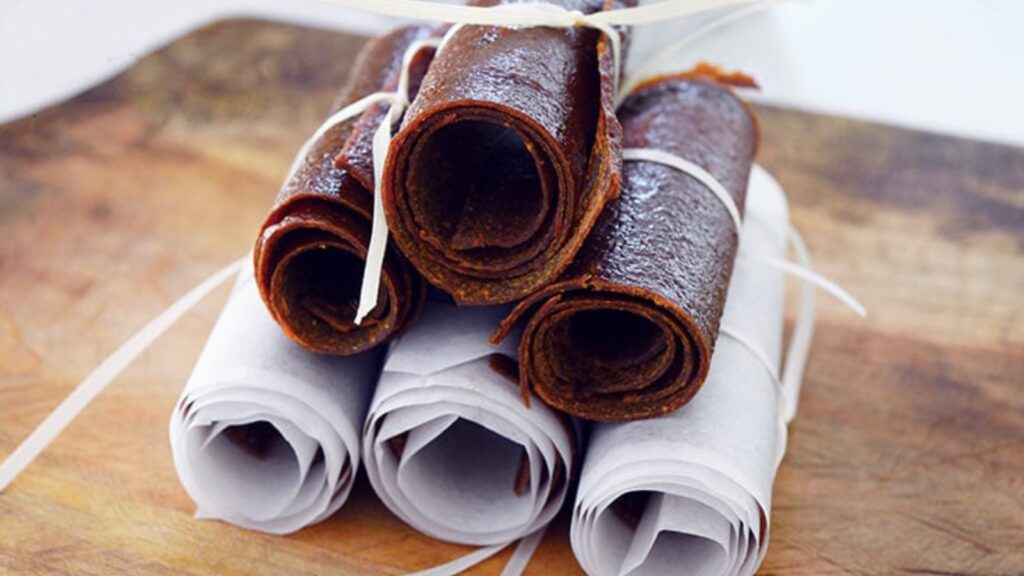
(254, 26, 433, 356)
(494, 73, 758, 421)
(363, 301, 577, 545)
(382, 0, 633, 305)
(169, 270, 382, 535)
(571, 166, 789, 576)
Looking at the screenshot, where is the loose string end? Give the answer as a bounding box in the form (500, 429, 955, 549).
(0, 257, 246, 494)
(771, 255, 866, 319)
(354, 34, 449, 326)
(403, 541, 512, 576)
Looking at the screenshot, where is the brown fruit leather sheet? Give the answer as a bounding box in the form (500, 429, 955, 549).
(253, 27, 433, 356)
(381, 0, 633, 305)
(493, 73, 759, 421)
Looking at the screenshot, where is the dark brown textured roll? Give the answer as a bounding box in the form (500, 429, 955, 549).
(254, 27, 433, 356)
(381, 0, 632, 305)
(492, 72, 759, 421)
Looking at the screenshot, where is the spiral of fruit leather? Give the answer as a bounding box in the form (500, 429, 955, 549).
(254, 26, 433, 356)
(382, 0, 633, 305)
(492, 73, 759, 421)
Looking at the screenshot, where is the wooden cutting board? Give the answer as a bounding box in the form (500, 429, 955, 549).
(1, 19, 1021, 576)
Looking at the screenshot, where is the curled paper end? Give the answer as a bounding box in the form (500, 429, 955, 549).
(364, 304, 575, 548)
(171, 278, 380, 534)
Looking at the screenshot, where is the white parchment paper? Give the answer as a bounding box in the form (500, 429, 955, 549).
(363, 302, 577, 546)
(572, 166, 792, 576)
(169, 269, 381, 535)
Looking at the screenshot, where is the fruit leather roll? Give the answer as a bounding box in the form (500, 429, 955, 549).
(493, 72, 759, 421)
(382, 0, 633, 305)
(254, 26, 433, 356)
(572, 166, 790, 576)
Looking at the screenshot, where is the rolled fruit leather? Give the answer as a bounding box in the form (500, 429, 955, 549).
(493, 67, 760, 421)
(253, 27, 434, 356)
(380, 0, 635, 305)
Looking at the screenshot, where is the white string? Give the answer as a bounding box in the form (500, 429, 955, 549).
(401, 527, 547, 576)
(778, 225, 815, 422)
(355, 36, 444, 324)
(718, 220, 849, 473)
(720, 225, 818, 424)
(283, 91, 400, 184)
(740, 251, 866, 318)
(613, 7, 862, 435)
(586, 0, 782, 25)
(623, 148, 863, 431)
(500, 527, 548, 576)
(318, 0, 780, 27)
(726, 226, 864, 414)
(403, 541, 511, 576)
(720, 324, 781, 388)
(397, 37, 446, 106)
(0, 257, 247, 493)
(622, 148, 744, 235)
(620, 149, 864, 322)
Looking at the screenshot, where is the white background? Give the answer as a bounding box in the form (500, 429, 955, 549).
(1, 0, 1022, 146)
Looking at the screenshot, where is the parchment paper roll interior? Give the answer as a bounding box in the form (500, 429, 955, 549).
(493, 73, 758, 421)
(363, 301, 577, 545)
(254, 26, 432, 356)
(382, 0, 633, 305)
(571, 166, 789, 576)
(169, 270, 381, 535)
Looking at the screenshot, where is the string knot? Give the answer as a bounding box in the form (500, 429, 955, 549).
(567, 10, 588, 27)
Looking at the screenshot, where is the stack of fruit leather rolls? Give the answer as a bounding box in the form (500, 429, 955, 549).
(571, 165, 791, 576)
(253, 26, 433, 356)
(363, 300, 577, 545)
(169, 267, 382, 534)
(493, 70, 759, 421)
(382, 0, 635, 305)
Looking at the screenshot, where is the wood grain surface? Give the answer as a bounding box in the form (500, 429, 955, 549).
(1, 19, 1022, 576)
